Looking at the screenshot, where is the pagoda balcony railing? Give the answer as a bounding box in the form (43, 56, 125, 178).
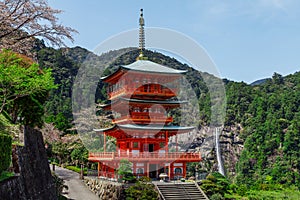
(112, 114, 173, 124)
(88, 152, 201, 162)
(109, 87, 177, 100)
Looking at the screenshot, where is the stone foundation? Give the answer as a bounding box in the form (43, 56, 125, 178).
(84, 177, 124, 200)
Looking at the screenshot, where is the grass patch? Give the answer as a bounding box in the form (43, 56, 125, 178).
(0, 171, 14, 182)
(65, 166, 87, 175)
(225, 188, 300, 200)
(246, 189, 300, 200)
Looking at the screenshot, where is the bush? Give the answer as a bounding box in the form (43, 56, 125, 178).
(125, 178, 159, 200)
(65, 166, 87, 175)
(200, 172, 230, 198)
(210, 193, 224, 200)
(0, 133, 12, 174)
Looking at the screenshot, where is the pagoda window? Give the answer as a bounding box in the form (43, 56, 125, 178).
(133, 107, 140, 112)
(133, 142, 139, 148)
(175, 167, 182, 174)
(143, 108, 148, 112)
(137, 168, 144, 174)
(159, 142, 165, 148)
(143, 143, 149, 152)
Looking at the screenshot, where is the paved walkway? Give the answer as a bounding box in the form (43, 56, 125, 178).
(52, 166, 99, 200)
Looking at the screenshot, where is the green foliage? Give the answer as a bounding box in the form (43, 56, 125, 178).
(200, 172, 230, 198)
(210, 193, 224, 200)
(245, 188, 300, 200)
(0, 49, 56, 127)
(0, 171, 14, 182)
(117, 159, 136, 183)
(70, 146, 88, 166)
(0, 133, 12, 174)
(65, 166, 87, 175)
(125, 177, 159, 200)
(38, 47, 80, 134)
(50, 139, 89, 167)
(235, 72, 300, 188)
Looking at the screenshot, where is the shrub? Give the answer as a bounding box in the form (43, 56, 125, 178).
(125, 178, 159, 200)
(210, 193, 224, 200)
(0, 133, 12, 174)
(65, 166, 87, 175)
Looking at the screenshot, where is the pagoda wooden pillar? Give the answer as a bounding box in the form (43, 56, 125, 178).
(103, 163, 106, 177)
(98, 162, 101, 177)
(103, 133, 106, 153)
(168, 163, 171, 180)
(133, 162, 136, 176)
(170, 162, 174, 180)
(183, 162, 186, 178)
(175, 134, 178, 152)
(146, 162, 149, 177)
(165, 131, 169, 152)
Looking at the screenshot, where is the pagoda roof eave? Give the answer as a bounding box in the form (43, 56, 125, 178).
(121, 97, 187, 104)
(94, 124, 194, 132)
(121, 60, 187, 74)
(101, 60, 187, 82)
(93, 125, 116, 132)
(100, 67, 123, 82)
(99, 98, 187, 109)
(118, 124, 194, 131)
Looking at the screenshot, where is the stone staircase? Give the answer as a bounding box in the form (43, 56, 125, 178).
(155, 182, 209, 200)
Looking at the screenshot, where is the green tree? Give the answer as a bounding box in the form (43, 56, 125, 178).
(0, 50, 56, 126)
(117, 159, 135, 183)
(70, 145, 88, 167)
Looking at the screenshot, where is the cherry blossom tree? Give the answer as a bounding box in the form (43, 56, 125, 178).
(0, 0, 77, 56)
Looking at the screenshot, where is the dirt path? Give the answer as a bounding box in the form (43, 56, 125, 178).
(52, 166, 99, 200)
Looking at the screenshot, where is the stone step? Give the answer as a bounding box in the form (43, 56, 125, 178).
(155, 183, 209, 200)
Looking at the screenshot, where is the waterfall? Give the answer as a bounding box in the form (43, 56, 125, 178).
(215, 127, 225, 176)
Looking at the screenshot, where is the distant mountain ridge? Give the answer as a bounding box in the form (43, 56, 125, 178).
(250, 78, 270, 86)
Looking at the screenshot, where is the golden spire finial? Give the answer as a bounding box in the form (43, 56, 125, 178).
(138, 8, 147, 60)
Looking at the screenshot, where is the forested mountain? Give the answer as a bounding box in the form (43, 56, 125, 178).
(37, 46, 300, 189)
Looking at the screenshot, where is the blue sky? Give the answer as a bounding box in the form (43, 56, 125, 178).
(48, 0, 300, 83)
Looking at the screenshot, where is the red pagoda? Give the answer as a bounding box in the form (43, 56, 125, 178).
(88, 9, 201, 180)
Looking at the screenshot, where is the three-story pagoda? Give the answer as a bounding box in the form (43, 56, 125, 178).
(88, 9, 201, 180)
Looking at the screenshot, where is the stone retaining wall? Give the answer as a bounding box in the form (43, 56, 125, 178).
(0, 176, 26, 200)
(84, 177, 124, 200)
(0, 127, 57, 200)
